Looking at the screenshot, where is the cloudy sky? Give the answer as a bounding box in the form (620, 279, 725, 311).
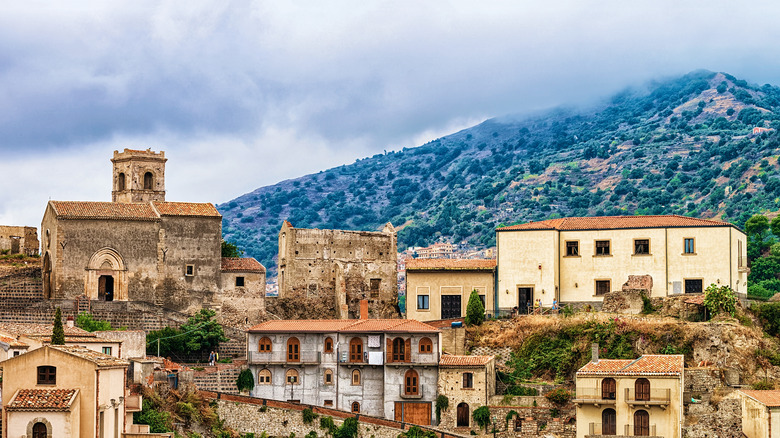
(2, 1, 780, 226)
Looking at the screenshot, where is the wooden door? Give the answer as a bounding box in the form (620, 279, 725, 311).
(602, 378, 616, 400)
(602, 408, 616, 435)
(634, 410, 649, 436)
(518, 287, 534, 314)
(456, 402, 469, 427)
(441, 295, 461, 319)
(403, 402, 431, 425)
(635, 378, 650, 401)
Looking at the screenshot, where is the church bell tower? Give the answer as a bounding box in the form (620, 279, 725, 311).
(111, 148, 167, 203)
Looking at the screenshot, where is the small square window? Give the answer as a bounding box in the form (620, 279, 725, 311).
(595, 280, 611, 296)
(634, 239, 650, 255)
(684, 238, 695, 254)
(185, 265, 195, 276)
(37, 366, 56, 385)
(417, 295, 429, 310)
(235, 276, 245, 287)
(324, 400, 334, 407)
(566, 241, 579, 256)
(595, 240, 610, 256)
(685, 279, 703, 294)
(102, 346, 112, 356)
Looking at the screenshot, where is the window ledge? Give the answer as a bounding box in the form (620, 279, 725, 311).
(632, 253, 652, 257)
(563, 255, 581, 258)
(593, 254, 613, 258)
(681, 253, 697, 256)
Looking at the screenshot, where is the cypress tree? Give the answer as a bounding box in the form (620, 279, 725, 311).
(51, 307, 65, 345)
(465, 289, 485, 326)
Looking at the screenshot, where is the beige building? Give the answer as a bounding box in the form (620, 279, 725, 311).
(2, 345, 129, 438)
(437, 355, 495, 429)
(405, 259, 496, 321)
(736, 389, 780, 438)
(496, 215, 748, 312)
(573, 351, 684, 438)
(0, 323, 123, 361)
(278, 220, 398, 319)
(415, 243, 457, 259)
(40, 149, 265, 322)
(0, 225, 39, 256)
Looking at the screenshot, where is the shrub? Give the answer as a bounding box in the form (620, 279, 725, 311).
(504, 410, 519, 427)
(397, 426, 436, 438)
(545, 387, 572, 405)
(752, 380, 775, 390)
(703, 284, 737, 318)
(305, 432, 317, 438)
(303, 407, 318, 425)
(640, 294, 656, 314)
(472, 406, 491, 432)
(135, 399, 173, 432)
(465, 289, 485, 326)
(754, 303, 780, 337)
(237, 369, 255, 392)
(320, 417, 336, 435)
(75, 312, 113, 332)
(333, 417, 358, 438)
(506, 386, 538, 396)
(435, 395, 449, 424)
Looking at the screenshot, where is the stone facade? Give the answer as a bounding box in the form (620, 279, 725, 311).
(0, 225, 38, 255)
(437, 356, 496, 430)
(111, 148, 167, 203)
(278, 221, 398, 319)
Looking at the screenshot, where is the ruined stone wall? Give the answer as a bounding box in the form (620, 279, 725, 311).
(0, 267, 43, 308)
(0, 226, 38, 255)
(683, 397, 743, 438)
(219, 270, 265, 326)
(482, 405, 576, 438)
(192, 365, 242, 394)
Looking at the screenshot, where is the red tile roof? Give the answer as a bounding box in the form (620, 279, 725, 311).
(440, 355, 494, 367)
(497, 215, 737, 232)
(0, 323, 95, 337)
(6, 389, 78, 411)
(49, 345, 129, 368)
(249, 319, 439, 334)
(406, 259, 496, 271)
(221, 257, 265, 272)
(50, 201, 159, 221)
(740, 390, 780, 407)
(0, 333, 28, 348)
(578, 355, 684, 376)
(152, 202, 221, 217)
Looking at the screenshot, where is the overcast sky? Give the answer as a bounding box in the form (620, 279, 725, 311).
(2, 1, 780, 226)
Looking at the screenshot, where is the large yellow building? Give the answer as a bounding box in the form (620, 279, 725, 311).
(496, 215, 748, 312)
(573, 352, 684, 438)
(736, 390, 780, 438)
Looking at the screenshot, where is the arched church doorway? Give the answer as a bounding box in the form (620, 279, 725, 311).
(98, 275, 114, 301)
(86, 248, 127, 301)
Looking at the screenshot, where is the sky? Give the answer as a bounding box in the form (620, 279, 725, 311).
(3, 1, 780, 226)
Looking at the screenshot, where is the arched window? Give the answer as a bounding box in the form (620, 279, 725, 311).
(258, 337, 272, 353)
(37, 366, 56, 385)
(456, 402, 469, 427)
(602, 377, 616, 400)
(144, 172, 154, 189)
(633, 410, 649, 436)
(258, 369, 272, 385)
(392, 337, 406, 362)
(324, 337, 334, 353)
(419, 337, 433, 353)
(352, 369, 361, 385)
(287, 337, 300, 362)
(349, 337, 363, 363)
(404, 369, 419, 395)
(32, 423, 47, 438)
(117, 173, 126, 191)
(602, 408, 616, 435)
(351, 402, 360, 413)
(285, 369, 299, 385)
(324, 369, 333, 385)
(635, 378, 650, 401)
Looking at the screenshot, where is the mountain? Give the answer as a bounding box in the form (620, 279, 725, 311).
(219, 70, 780, 274)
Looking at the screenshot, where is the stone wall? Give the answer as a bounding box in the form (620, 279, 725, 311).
(684, 367, 722, 403)
(683, 396, 743, 438)
(0, 225, 38, 255)
(0, 267, 43, 308)
(485, 405, 576, 438)
(470, 346, 513, 366)
(193, 364, 243, 394)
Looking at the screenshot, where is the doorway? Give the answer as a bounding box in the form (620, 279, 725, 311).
(441, 295, 461, 319)
(518, 287, 534, 314)
(98, 275, 114, 301)
(456, 402, 469, 427)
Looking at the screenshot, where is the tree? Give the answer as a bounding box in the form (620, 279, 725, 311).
(472, 406, 491, 432)
(180, 309, 229, 355)
(76, 312, 113, 332)
(465, 289, 485, 326)
(236, 368, 255, 392)
(51, 307, 65, 345)
(221, 240, 243, 258)
(703, 284, 737, 318)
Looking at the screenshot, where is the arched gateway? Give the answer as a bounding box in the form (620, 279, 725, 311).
(85, 248, 128, 301)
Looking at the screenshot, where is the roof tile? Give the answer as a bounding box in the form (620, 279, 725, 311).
(50, 201, 158, 221)
(498, 215, 736, 232)
(440, 355, 494, 367)
(7, 389, 78, 411)
(740, 390, 780, 407)
(248, 319, 438, 334)
(152, 202, 221, 217)
(406, 259, 496, 271)
(578, 355, 684, 376)
(49, 345, 129, 368)
(221, 257, 265, 272)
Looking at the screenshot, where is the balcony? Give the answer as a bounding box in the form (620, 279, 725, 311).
(738, 255, 750, 273)
(586, 423, 659, 437)
(125, 394, 142, 412)
(625, 388, 671, 409)
(385, 353, 440, 367)
(398, 384, 425, 399)
(248, 351, 321, 365)
(573, 387, 617, 406)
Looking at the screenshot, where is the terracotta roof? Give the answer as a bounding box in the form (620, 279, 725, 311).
(6, 389, 78, 411)
(497, 215, 737, 232)
(578, 355, 684, 376)
(739, 390, 780, 407)
(406, 259, 496, 271)
(49, 345, 129, 368)
(249, 319, 438, 334)
(0, 323, 95, 337)
(50, 201, 159, 221)
(37, 336, 122, 344)
(440, 355, 494, 367)
(152, 202, 221, 217)
(221, 257, 265, 272)
(0, 333, 28, 348)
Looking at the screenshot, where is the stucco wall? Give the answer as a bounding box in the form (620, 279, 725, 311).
(95, 330, 146, 358)
(406, 269, 495, 321)
(496, 229, 558, 309)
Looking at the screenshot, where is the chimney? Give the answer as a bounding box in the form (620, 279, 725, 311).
(360, 299, 369, 320)
(591, 343, 599, 363)
(66, 316, 75, 328)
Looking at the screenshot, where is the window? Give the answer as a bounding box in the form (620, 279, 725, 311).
(324, 400, 333, 407)
(601, 378, 616, 400)
(13, 351, 19, 357)
(324, 337, 334, 353)
(634, 239, 650, 255)
(286, 369, 299, 384)
(185, 265, 194, 276)
(419, 337, 433, 354)
(417, 294, 429, 310)
(370, 278, 381, 298)
(117, 173, 126, 191)
(37, 365, 56, 385)
(102, 346, 112, 356)
(479, 295, 486, 308)
(685, 279, 703, 294)
(634, 410, 650, 436)
(324, 369, 333, 385)
(349, 338, 363, 363)
(143, 172, 153, 190)
(392, 337, 406, 362)
(565, 240, 579, 256)
(33, 422, 48, 438)
(258, 337, 272, 352)
(684, 238, 695, 254)
(635, 378, 650, 401)
(514, 416, 522, 432)
(463, 372, 473, 389)
(351, 402, 360, 413)
(258, 369, 272, 384)
(595, 280, 611, 296)
(235, 276, 245, 287)
(287, 337, 300, 362)
(602, 408, 617, 435)
(352, 369, 361, 385)
(595, 240, 610, 256)
(404, 369, 419, 395)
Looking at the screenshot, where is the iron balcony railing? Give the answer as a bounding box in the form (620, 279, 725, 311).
(624, 423, 657, 436)
(625, 388, 671, 406)
(573, 387, 617, 405)
(248, 350, 321, 365)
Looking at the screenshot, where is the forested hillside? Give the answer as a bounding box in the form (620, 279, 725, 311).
(219, 70, 780, 273)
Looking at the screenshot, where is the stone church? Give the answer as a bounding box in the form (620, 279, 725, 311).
(40, 149, 266, 322)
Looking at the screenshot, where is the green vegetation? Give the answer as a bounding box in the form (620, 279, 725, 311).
(75, 312, 114, 332)
(435, 395, 449, 424)
(703, 284, 738, 318)
(397, 426, 437, 438)
(472, 406, 491, 432)
(237, 369, 254, 392)
(221, 240, 244, 258)
(51, 307, 65, 345)
(544, 387, 573, 405)
(302, 407, 317, 425)
(465, 289, 485, 326)
(146, 309, 229, 359)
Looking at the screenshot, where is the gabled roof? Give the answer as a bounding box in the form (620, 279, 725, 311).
(48, 345, 129, 368)
(406, 259, 496, 271)
(739, 390, 780, 407)
(577, 355, 684, 376)
(248, 319, 439, 334)
(221, 257, 265, 273)
(48, 201, 220, 221)
(497, 215, 738, 232)
(440, 355, 494, 367)
(152, 202, 221, 217)
(0, 333, 28, 348)
(6, 389, 79, 411)
(0, 323, 95, 338)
